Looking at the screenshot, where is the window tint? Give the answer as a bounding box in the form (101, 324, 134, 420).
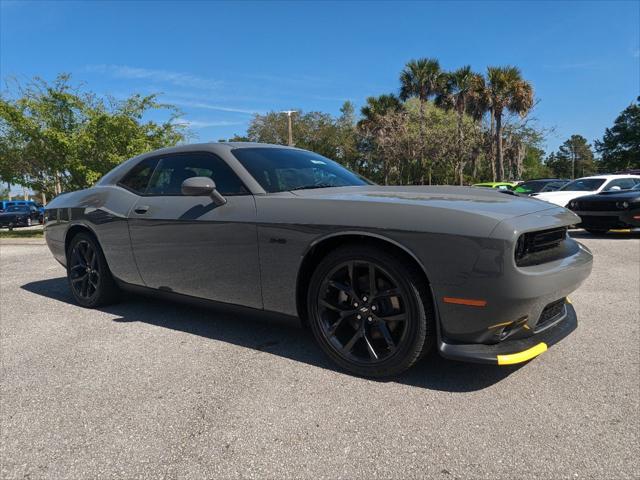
(145, 153, 247, 196)
(559, 178, 605, 192)
(119, 157, 159, 194)
(603, 178, 640, 191)
(232, 147, 370, 193)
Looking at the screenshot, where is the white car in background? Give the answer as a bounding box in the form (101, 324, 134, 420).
(533, 174, 640, 207)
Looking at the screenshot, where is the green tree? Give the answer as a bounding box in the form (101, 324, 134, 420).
(245, 109, 344, 160)
(486, 66, 534, 181)
(437, 66, 486, 184)
(546, 135, 596, 179)
(359, 94, 403, 127)
(595, 97, 640, 172)
(399, 58, 443, 184)
(0, 74, 186, 200)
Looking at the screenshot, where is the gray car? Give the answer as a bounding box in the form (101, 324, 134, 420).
(44, 143, 593, 377)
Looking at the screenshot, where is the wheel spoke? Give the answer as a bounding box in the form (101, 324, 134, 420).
(342, 329, 362, 353)
(328, 280, 355, 298)
(376, 321, 396, 350)
(81, 276, 89, 297)
(379, 313, 407, 322)
(363, 333, 379, 360)
(71, 273, 87, 284)
(320, 299, 343, 312)
(72, 249, 85, 268)
(346, 262, 358, 298)
(368, 263, 377, 297)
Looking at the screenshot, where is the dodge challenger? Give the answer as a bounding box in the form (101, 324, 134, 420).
(44, 143, 593, 377)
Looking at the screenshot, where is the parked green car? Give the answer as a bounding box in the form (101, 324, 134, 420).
(472, 182, 518, 191)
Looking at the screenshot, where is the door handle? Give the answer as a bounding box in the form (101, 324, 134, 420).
(134, 206, 149, 214)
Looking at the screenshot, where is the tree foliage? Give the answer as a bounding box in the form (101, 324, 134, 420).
(234, 59, 545, 186)
(594, 97, 640, 172)
(0, 74, 186, 199)
(546, 135, 596, 179)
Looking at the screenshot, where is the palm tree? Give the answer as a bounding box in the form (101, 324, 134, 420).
(486, 66, 534, 181)
(399, 58, 443, 184)
(359, 94, 403, 128)
(437, 66, 485, 184)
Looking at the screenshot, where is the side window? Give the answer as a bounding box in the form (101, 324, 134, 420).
(604, 178, 637, 191)
(146, 153, 247, 196)
(118, 157, 159, 194)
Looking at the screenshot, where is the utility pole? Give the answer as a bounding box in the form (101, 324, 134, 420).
(280, 110, 297, 146)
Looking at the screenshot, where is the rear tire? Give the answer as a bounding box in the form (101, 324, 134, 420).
(66, 232, 120, 308)
(307, 245, 434, 377)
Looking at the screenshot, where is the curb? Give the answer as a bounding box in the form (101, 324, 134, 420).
(0, 238, 46, 245)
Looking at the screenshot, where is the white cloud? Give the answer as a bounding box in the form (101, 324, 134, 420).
(173, 118, 244, 129)
(167, 98, 262, 115)
(86, 64, 222, 90)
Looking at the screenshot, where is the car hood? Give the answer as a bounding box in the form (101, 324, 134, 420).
(290, 185, 560, 222)
(576, 189, 640, 202)
(533, 190, 597, 207)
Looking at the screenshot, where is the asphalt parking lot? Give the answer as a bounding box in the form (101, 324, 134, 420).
(1, 232, 639, 479)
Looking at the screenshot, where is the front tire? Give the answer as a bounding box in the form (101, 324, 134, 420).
(67, 232, 120, 308)
(307, 245, 434, 377)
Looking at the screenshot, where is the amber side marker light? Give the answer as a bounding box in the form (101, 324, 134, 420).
(443, 297, 487, 307)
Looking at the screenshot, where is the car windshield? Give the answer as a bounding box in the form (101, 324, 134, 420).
(232, 147, 371, 193)
(559, 178, 605, 192)
(515, 181, 546, 194)
(6, 206, 29, 212)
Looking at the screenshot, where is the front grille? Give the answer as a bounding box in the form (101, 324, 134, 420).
(515, 227, 567, 266)
(573, 201, 617, 211)
(535, 298, 566, 331)
(579, 215, 627, 229)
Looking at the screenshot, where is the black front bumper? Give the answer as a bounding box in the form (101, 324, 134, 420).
(574, 209, 640, 229)
(438, 302, 577, 365)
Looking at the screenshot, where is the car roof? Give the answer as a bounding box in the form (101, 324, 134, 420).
(572, 174, 640, 180)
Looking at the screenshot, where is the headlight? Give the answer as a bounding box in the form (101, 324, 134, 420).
(617, 201, 629, 209)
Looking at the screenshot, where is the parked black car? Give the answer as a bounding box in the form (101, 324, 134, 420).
(513, 178, 569, 195)
(568, 183, 640, 234)
(0, 205, 42, 228)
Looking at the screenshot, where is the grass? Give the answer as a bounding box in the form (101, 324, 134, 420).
(0, 229, 44, 238)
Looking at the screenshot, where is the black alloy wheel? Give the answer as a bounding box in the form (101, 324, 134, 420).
(308, 245, 433, 377)
(67, 232, 119, 307)
(69, 239, 100, 300)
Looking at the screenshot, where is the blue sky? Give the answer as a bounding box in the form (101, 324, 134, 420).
(1, 0, 639, 154)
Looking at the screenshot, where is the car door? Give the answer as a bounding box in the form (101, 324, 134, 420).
(127, 151, 262, 309)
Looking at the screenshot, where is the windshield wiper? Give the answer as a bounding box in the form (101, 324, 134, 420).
(289, 183, 335, 191)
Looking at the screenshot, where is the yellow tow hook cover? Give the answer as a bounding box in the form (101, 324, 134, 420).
(497, 342, 548, 365)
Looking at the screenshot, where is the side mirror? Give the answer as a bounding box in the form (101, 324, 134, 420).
(609, 186, 622, 191)
(181, 177, 227, 206)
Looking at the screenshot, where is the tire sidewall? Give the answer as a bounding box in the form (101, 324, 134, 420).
(307, 247, 428, 377)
